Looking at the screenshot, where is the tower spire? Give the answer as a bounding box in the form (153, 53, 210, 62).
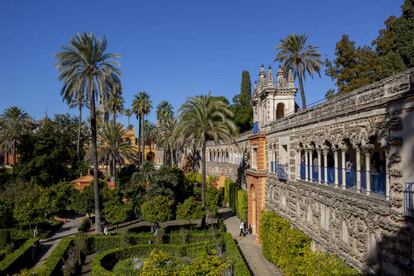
(267, 65, 274, 88)
(259, 64, 266, 86)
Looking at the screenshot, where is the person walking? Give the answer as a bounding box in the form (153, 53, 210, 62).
(239, 220, 245, 237)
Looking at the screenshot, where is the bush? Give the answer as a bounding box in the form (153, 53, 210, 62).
(222, 233, 251, 276)
(260, 211, 358, 276)
(236, 189, 248, 221)
(78, 218, 91, 232)
(176, 197, 203, 223)
(140, 195, 173, 223)
(0, 229, 11, 249)
(0, 237, 38, 275)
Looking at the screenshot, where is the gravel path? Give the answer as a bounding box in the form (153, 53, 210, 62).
(220, 208, 282, 276)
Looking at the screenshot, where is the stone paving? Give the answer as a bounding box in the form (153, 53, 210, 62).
(33, 216, 84, 269)
(220, 208, 282, 276)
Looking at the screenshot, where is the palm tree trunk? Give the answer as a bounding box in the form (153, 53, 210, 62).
(112, 159, 116, 183)
(77, 104, 82, 158)
(201, 138, 207, 229)
(141, 116, 145, 163)
(298, 74, 307, 109)
(137, 115, 142, 164)
(89, 79, 102, 234)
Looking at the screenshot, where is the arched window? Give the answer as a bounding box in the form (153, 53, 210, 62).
(276, 103, 285, 119)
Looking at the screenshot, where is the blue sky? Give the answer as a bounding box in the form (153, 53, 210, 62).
(0, 0, 402, 125)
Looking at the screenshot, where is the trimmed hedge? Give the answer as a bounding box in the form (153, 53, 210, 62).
(222, 233, 251, 275)
(260, 211, 359, 276)
(34, 237, 73, 275)
(0, 237, 38, 275)
(224, 180, 247, 220)
(92, 241, 219, 275)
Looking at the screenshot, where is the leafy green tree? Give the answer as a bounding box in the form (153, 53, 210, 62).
(0, 106, 31, 165)
(143, 120, 157, 159)
(140, 195, 173, 223)
(0, 199, 13, 228)
(56, 33, 121, 233)
(16, 114, 85, 186)
(121, 170, 147, 213)
(231, 71, 253, 133)
(206, 185, 221, 214)
(179, 95, 236, 210)
(325, 88, 336, 100)
(147, 166, 186, 203)
(12, 183, 43, 228)
(275, 34, 322, 109)
(176, 196, 203, 224)
(325, 35, 383, 94)
(38, 182, 76, 216)
(132, 91, 152, 164)
(104, 203, 132, 230)
(70, 185, 95, 217)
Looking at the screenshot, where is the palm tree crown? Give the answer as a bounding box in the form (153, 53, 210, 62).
(0, 106, 31, 165)
(179, 95, 237, 208)
(132, 91, 152, 164)
(56, 32, 121, 233)
(275, 34, 321, 109)
(156, 100, 173, 125)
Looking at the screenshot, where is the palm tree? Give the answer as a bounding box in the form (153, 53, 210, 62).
(179, 95, 237, 210)
(0, 106, 30, 165)
(275, 34, 321, 109)
(132, 92, 152, 164)
(156, 100, 173, 125)
(124, 108, 133, 128)
(157, 116, 182, 166)
(143, 120, 157, 161)
(88, 122, 136, 182)
(66, 93, 88, 158)
(56, 33, 121, 233)
(106, 87, 124, 124)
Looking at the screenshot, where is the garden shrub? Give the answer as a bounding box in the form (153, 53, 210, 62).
(222, 233, 251, 276)
(176, 196, 203, 224)
(236, 189, 248, 221)
(140, 195, 173, 223)
(260, 211, 358, 276)
(78, 218, 91, 232)
(0, 237, 38, 275)
(0, 229, 11, 249)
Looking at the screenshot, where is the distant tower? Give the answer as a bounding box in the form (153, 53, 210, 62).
(251, 65, 297, 132)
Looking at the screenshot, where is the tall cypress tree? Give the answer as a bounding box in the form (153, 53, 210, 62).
(232, 71, 253, 133)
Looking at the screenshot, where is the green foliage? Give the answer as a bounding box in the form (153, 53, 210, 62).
(260, 211, 358, 276)
(11, 183, 43, 226)
(222, 233, 251, 276)
(78, 218, 92, 232)
(140, 249, 177, 275)
(206, 184, 221, 215)
(104, 204, 132, 226)
(0, 238, 38, 274)
(16, 114, 86, 186)
(224, 179, 247, 220)
(176, 197, 203, 222)
(38, 182, 76, 216)
(231, 71, 253, 133)
(141, 195, 173, 223)
(236, 189, 248, 221)
(0, 199, 13, 228)
(180, 250, 230, 276)
(0, 229, 11, 249)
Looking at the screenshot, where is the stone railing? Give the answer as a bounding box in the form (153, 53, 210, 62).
(262, 68, 414, 134)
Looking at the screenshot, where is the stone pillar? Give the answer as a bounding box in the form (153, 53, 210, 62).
(296, 149, 301, 180)
(305, 149, 309, 181)
(334, 148, 339, 188)
(309, 150, 313, 182)
(340, 143, 348, 190)
(317, 149, 322, 183)
(385, 151, 390, 201)
(365, 151, 371, 195)
(323, 147, 328, 184)
(355, 146, 361, 193)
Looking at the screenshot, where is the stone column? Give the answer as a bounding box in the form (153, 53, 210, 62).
(323, 147, 329, 184)
(363, 144, 374, 196)
(305, 149, 309, 181)
(355, 146, 361, 193)
(333, 147, 339, 188)
(317, 149, 322, 183)
(385, 151, 390, 201)
(340, 143, 348, 190)
(296, 148, 301, 180)
(309, 150, 313, 182)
